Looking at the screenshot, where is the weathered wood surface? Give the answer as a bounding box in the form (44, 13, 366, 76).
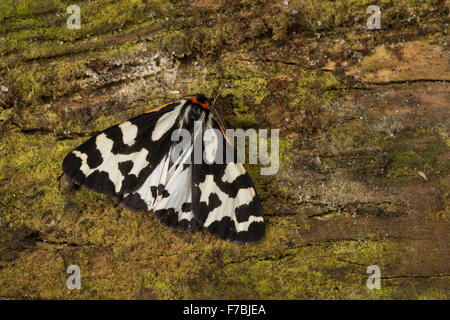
(0, 0, 448, 299)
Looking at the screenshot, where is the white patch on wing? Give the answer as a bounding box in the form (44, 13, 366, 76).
(153, 161, 193, 222)
(72, 150, 90, 176)
(130, 135, 197, 222)
(203, 127, 219, 164)
(152, 122, 206, 222)
(131, 155, 168, 209)
(151, 104, 182, 141)
(199, 174, 262, 232)
(221, 162, 245, 184)
(119, 121, 138, 146)
(72, 133, 149, 193)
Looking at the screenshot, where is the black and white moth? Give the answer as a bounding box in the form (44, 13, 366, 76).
(62, 94, 265, 243)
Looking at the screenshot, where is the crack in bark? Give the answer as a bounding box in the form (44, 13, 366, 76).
(381, 274, 450, 280)
(224, 251, 299, 266)
(336, 257, 369, 267)
(34, 237, 97, 248)
(7, 121, 98, 140)
(367, 79, 450, 85)
(237, 58, 449, 88)
(264, 199, 406, 217)
(335, 258, 450, 280)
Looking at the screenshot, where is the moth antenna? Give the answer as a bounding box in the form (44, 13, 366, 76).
(211, 87, 227, 130)
(211, 87, 224, 110)
(156, 78, 180, 96)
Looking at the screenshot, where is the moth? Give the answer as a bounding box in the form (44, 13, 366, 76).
(62, 94, 265, 243)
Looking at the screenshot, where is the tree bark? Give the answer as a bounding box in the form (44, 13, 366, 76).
(0, 0, 448, 299)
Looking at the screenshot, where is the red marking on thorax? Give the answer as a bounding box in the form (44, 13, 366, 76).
(189, 97, 210, 110)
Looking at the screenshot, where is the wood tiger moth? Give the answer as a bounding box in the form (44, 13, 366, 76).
(62, 94, 265, 243)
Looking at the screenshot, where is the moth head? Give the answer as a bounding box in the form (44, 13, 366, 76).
(183, 94, 210, 126)
(188, 94, 210, 110)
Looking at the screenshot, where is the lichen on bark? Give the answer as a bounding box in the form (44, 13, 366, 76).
(0, 0, 448, 299)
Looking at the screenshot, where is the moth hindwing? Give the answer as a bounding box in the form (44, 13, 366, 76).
(62, 95, 265, 243)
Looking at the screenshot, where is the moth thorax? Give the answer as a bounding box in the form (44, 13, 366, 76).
(187, 104, 207, 124)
